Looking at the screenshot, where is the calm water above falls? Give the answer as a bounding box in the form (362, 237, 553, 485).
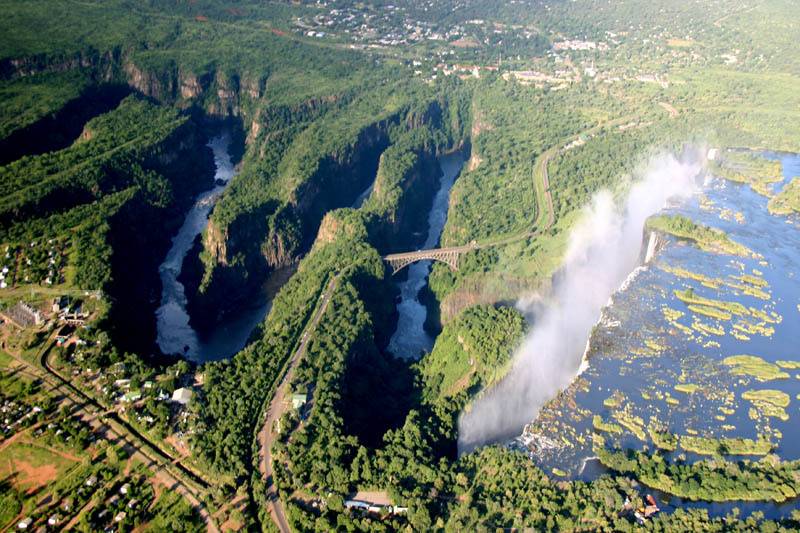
(156, 134, 271, 363)
(521, 152, 800, 517)
(388, 152, 465, 359)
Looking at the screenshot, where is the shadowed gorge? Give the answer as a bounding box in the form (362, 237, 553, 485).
(2, 1, 800, 531)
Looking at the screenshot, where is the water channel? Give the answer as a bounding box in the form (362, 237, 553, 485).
(521, 151, 800, 518)
(388, 151, 465, 359)
(155, 133, 272, 362)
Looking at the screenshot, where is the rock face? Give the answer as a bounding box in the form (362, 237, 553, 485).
(0, 48, 122, 80)
(123, 61, 265, 118)
(185, 116, 393, 330)
(369, 149, 442, 253)
(104, 120, 216, 358)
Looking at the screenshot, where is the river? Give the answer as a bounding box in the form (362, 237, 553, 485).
(387, 151, 465, 359)
(155, 133, 272, 362)
(518, 151, 800, 518)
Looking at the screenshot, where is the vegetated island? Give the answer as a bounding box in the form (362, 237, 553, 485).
(768, 178, 800, 215)
(710, 154, 784, 197)
(646, 214, 756, 257)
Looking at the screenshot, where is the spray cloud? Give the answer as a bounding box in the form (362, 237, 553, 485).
(458, 153, 701, 453)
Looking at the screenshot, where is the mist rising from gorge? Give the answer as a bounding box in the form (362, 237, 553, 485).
(457, 153, 703, 453)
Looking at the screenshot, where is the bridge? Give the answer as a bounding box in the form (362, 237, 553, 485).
(383, 243, 478, 275)
(382, 116, 634, 276)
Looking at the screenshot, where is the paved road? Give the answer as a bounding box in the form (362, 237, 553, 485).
(383, 135, 560, 265)
(258, 274, 340, 533)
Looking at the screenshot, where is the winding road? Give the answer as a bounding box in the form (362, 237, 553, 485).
(258, 273, 340, 533)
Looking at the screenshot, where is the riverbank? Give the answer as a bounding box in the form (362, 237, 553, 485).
(387, 151, 465, 359)
(155, 132, 281, 362)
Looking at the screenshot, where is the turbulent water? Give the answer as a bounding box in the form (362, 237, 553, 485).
(388, 152, 465, 359)
(515, 151, 800, 517)
(459, 154, 702, 451)
(155, 134, 272, 362)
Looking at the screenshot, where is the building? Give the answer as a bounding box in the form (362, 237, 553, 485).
(172, 387, 193, 405)
(121, 391, 142, 403)
(292, 392, 308, 410)
(17, 518, 33, 529)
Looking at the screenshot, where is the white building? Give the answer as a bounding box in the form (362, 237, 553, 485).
(172, 387, 193, 405)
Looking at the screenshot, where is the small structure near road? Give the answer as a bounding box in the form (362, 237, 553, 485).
(291, 392, 308, 410)
(345, 491, 407, 516)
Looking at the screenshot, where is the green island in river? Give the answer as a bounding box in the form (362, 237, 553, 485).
(1, 0, 800, 531)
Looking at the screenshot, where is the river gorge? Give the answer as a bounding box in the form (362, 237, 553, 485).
(388, 152, 465, 360)
(155, 133, 274, 362)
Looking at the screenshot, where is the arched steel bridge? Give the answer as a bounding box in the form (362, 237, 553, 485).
(383, 243, 478, 275)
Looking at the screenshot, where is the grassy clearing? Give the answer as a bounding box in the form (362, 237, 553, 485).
(675, 288, 750, 316)
(0, 440, 79, 497)
(0, 348, 13, 368)
(768, 178, 800, 215)
(742, 389, 791, 408)
(0, 486, 23, 530)
(648, 428, 678, 451)
(711, 155, 784, 197)
(611, 409, 646, 441)
(592, 415, 623, 434)
(743, 389, 791, 421)
(688, 304, 732, 321)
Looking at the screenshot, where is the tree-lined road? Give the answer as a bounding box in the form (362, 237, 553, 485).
(258, 273, 341, 533)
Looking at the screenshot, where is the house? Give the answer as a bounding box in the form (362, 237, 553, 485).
(47, 515, 60, 526)
(17, 518, 33, 529)
(344, 500, 370, 511)
(121, 391, 142, 403)
(85, 475, 98, 487)
(172, 387, 193, 405)
(119, 483, 131, 495)
(291, 392, 308, 410)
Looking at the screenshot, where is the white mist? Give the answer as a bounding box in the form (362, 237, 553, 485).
(457, 154, 701, 453)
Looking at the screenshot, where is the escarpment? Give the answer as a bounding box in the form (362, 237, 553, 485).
(185, 93, 470, 331)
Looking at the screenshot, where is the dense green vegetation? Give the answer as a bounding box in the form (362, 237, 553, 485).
(419, 305, 525, 401)
(598, 447, 799, 503)
(2, 0, 800, 530)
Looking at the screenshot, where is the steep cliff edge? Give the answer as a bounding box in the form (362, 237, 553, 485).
(104, 119, 215, 357)
(184, 113, 392, 331)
